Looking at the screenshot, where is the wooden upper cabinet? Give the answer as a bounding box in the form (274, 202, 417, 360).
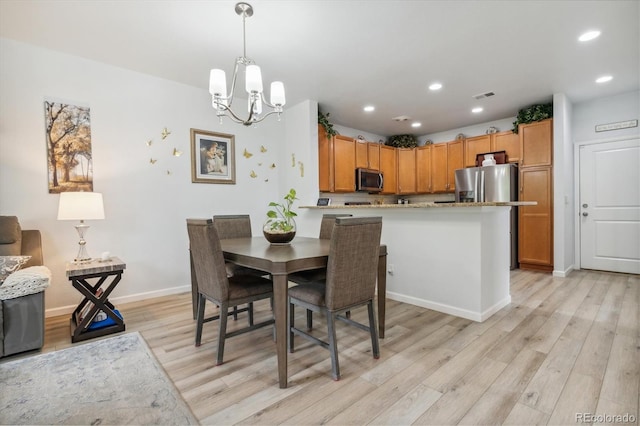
(379, 145, 397, 194)
(355, 139, 369, 169)
(397, 148, 416, 194)
(464, 135, 491, 167)
(416, 145, 432, 193)
(431, 143, 448, 192)
(318, 125, 332, 192)
(333, 135, 356, 192)
(447, 140, 464, 192)
(367, 143, 381, 170)
(519, 119, 553, 167)
(492, 130, 520, 163)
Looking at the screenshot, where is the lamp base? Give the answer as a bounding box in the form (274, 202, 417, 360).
(73, 223, 93, 263)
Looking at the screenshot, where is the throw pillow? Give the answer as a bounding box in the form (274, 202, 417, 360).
(0, 255, 32, 285)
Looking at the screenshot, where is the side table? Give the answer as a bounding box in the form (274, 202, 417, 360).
(66, 257, 126, 343)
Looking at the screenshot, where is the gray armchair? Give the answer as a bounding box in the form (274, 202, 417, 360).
(0, 216, 47, 357)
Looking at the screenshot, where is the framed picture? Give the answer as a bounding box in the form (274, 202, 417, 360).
(190, 128, 236, 184)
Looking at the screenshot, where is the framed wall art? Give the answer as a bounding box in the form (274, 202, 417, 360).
(190, 128, 236, 184)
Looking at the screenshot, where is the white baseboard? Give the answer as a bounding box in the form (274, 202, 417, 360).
(553, 265, 574, 278)
(385, 291, 511, 322)
(45, 284, 192, 318)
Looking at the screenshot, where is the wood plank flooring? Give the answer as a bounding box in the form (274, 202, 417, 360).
(21, 269, 640, 424)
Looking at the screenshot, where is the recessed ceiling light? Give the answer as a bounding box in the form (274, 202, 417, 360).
(579, 30, 601, 42)
(595, 75, 613, 83)
(472, 107, 483, 113)
(429, 83, 442, 91)
(411, 122, 421, 128)
(363, 105, 375, 112)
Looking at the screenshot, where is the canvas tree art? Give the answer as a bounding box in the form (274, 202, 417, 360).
(44, 100, 93, 193)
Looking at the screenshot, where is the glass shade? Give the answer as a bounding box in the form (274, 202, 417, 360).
(245, 65, 263, 93)
(270, 81, 286, 106)
(209, 69, 227, 96)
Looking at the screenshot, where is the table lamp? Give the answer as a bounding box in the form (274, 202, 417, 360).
(57, 192, 105, 263)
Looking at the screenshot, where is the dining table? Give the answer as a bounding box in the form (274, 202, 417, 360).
(194, 236, 387, 389)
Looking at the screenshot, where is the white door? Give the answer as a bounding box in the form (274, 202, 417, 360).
(579, 138, 640, 274)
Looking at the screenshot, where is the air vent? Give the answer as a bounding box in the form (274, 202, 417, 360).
(392, 115, 411, 122)
(472, 91, 495, 100)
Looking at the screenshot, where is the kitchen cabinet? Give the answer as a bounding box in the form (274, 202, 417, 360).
(397, 148, 416, 194)
(464, 130, 520, 167)
(416, 145, 432, 193)
(518, 119, 553, 272)
(355, 139, 381, 170)
(318, 125, 332, 192)
(333, 135, 356, 192)
(379, 145, 397, 194)
(431, 140, 462, 193)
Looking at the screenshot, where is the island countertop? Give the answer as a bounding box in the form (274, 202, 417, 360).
(301, 201, 536, 209)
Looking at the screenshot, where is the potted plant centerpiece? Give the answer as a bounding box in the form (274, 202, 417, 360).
(263, 188, 298, 244)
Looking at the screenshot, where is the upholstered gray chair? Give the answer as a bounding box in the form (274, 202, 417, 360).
(288, 216, 382, 380)
(288, 214, 352, 329)
(213, 214, 267, 321)
(187, 218, 274, 365)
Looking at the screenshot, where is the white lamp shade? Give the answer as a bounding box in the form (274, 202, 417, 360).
(57, 192, 105, 221)
(209, 69, 227, 97)
(270, 81, 286, 106)
(245, 65, 263, 93)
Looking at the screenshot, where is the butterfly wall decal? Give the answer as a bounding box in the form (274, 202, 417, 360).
(146, 139, 153, 147)
(260, 145, 267, 153)
(270, 163, 276, 169)
(161, 127, 171, 140)
(172, 148, 182, 157)
(243, 148, 253, 158)
(250, 170, 257, 178)
(149, 158, 157, 164)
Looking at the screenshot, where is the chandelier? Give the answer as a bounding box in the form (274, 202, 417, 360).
(209, 2, 286, 126)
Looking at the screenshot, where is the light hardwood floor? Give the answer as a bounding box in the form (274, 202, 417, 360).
(34, 269, 640, 424)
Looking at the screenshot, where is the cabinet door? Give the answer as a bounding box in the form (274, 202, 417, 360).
(464, 135, 491, 167)
(333, 135, 356, 192)
(519, 166, 553, 271)
(318, 125, 332, 192)
(355, 139, 369, 169)
(519, 119, 553, 167)
(431, 143, 448, 192)
(416, 145, 432, 193)
(447, 140, 464, 192)
(492, 130, 520, 163)
(379, 145, 397, 194)
(397, 148, 416, 194)
(367, 143, 380, 170)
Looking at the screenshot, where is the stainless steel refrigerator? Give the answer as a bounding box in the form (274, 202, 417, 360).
(455, 163, 519, 269)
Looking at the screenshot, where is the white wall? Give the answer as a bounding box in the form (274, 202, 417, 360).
(0, 38, 319, 315)
(419, 117, 517, 144)
(573, 90, 640, 143)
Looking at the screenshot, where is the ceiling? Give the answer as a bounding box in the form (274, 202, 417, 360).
(0, 1, 638, 137)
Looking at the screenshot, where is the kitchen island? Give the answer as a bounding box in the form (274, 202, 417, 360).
(301, 201, 535, 322)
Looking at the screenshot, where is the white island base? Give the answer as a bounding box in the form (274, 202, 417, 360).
(302, 204, 518, 322)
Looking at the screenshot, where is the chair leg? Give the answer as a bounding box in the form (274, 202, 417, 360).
(248, 302, 254, 326)
(289, 302, 295, 353)
(217, 302, 229, 365)
(367, 300, 380, 359)
(195, 293, 206, 347)
(306, 309, 313, 330)
(327, 311, 340, 381)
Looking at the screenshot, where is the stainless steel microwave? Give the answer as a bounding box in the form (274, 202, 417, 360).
(356, 168, 383, 192)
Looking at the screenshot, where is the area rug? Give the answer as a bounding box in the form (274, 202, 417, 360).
(0, 332, 198, 425)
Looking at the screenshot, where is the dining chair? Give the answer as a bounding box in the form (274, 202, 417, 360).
(288, 216, 382, 380)
(187, 218, 274, 366)
(288, 214, 352, 329)
(213, 214, 267, 321)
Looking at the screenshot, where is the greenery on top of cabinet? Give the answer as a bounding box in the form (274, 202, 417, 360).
(512, 103, 553, 133)
(386, 134, 418, 148)
(318, 110, 338, 139)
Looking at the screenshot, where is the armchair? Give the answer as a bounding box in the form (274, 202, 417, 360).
(0, 216, 49, 357)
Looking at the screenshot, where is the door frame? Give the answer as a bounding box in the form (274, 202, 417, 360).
(573, 134, 640, 271)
